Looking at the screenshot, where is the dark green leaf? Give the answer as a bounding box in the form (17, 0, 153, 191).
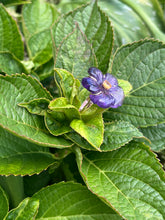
(0, 185, 8, 219)
(101, 121, 144, 151)
(52, 1, 113, 73)
(104, 40, 165, 127)
(77, 142, 165, 220)
(32, 182, 122, 219)
(0, 74, 72, 148)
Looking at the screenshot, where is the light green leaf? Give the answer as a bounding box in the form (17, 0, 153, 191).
(22, 0, 59, 39)
(77, 142, 165, 220)
(0, 185, 8, 219)
(27, 29, 53, 65)
(55, 26, 97, 81)
(0, 52, 28, 75)
(5, 198, 39, 220)
(101, 121, 144, 151)
(104, 40, 165, 127)
(32, 182, 122, 219)
(19, 98, 50, 116)
(49, 97, 80, 121)
(54, 68, 80, 106)
(52, 1, 113, 73)
(118, 79, 132, 96)
(70, 114, 104, 150)
(0, 4, 24, 60)
(140, 123, 165, 152)
(0, 74, 72, 148)
(0, 126, 57, 175)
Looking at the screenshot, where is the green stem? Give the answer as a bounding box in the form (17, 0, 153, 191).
(0, 175, 25, 208)
(120, 0, 165, 41)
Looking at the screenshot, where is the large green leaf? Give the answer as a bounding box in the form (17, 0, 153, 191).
(0, 127, 56, 175)
(22, 0, 59, 39)
(31, 182, 121, 219)
(52, 0, 113, 73)
(0, 74, 72, 148)
(0, 52, 28, 75)
(55, 26, 97, 81)
(104, 40, 165, 127)
(77, 142, 165, 220)
(5, 198, 39, 220)
(101, 121, 143, 151)
(0, 185, 8, 219)
(0, 4, 24, 60)
(140, 123, 165, 152)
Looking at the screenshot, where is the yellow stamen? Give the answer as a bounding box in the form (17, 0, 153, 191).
(102, 80, 112, 90)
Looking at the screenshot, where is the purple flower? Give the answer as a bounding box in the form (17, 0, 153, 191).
(82, 67, 124, 108)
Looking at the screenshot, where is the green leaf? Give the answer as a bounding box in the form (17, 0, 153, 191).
(22, 0, 59, 39)
(19, 98, 50, 116)
(49, 97, 80, 121)
(0, 4, 24, 60)
(101, 121, 144, 151)
(0, 126, 57, 175)
(5, 198, 39, 220)
(55, 26, 97, 81)
(104, 40, 165, 127)
(52, 0, 113, 73)
(45, 112, 72, 136)
(0, 0, 30, 7)
(70, 114, 104, 150)
(140, 123, 165, 152)
(27, 29, 53, 65)
(0, 52, 28, 75)
(118, 79, 132, 96)
(77, 142, 165, 220)
(54, 68, 80, 106)
(0, 185, 8, 219)
(0, 74, 72, 148)
(32, 182, 122, 219)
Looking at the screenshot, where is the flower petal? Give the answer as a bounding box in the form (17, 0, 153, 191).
(88, 67, 104, 85)
(90, 92, 115, 108)
(82, 77, 100, 93)
(107, 86, 125, 108)
(104, 73, 118, 87)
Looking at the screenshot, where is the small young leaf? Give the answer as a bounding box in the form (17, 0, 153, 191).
(49, 97, 80, 121)
(54, 68, 80, 106)
(32, 182, 122, 219)
(45, 112, 72, 136)
(70, 114, 104, 150)
(55, 26, 97, 81)
(101, 121, 144, 151)
(0, 185, 8, 219)
(0, 74, 72, 148)
(5, 198, 39, 220)
(118, 79, 133, 96)
(0, 4, 24, 60)
(0, 127, 56, 175)
(19, 98, 50, 116)
(0, 52, 28, 75)
(105, 40, 165, 127)
(52, 0, 113, 73)
(77, 142, 165, 220)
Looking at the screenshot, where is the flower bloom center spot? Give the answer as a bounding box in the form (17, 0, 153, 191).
(102, 80, 112, 90)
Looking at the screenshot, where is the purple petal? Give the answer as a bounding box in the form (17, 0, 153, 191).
(104, 73, 118, 87)
(82, 77, 100, 93)
(107, 86, 124, 108)
(88, 67, 104, 84)
(90, 92, 115, 108)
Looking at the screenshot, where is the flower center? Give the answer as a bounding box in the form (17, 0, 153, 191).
(102, 80, 112, 90)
